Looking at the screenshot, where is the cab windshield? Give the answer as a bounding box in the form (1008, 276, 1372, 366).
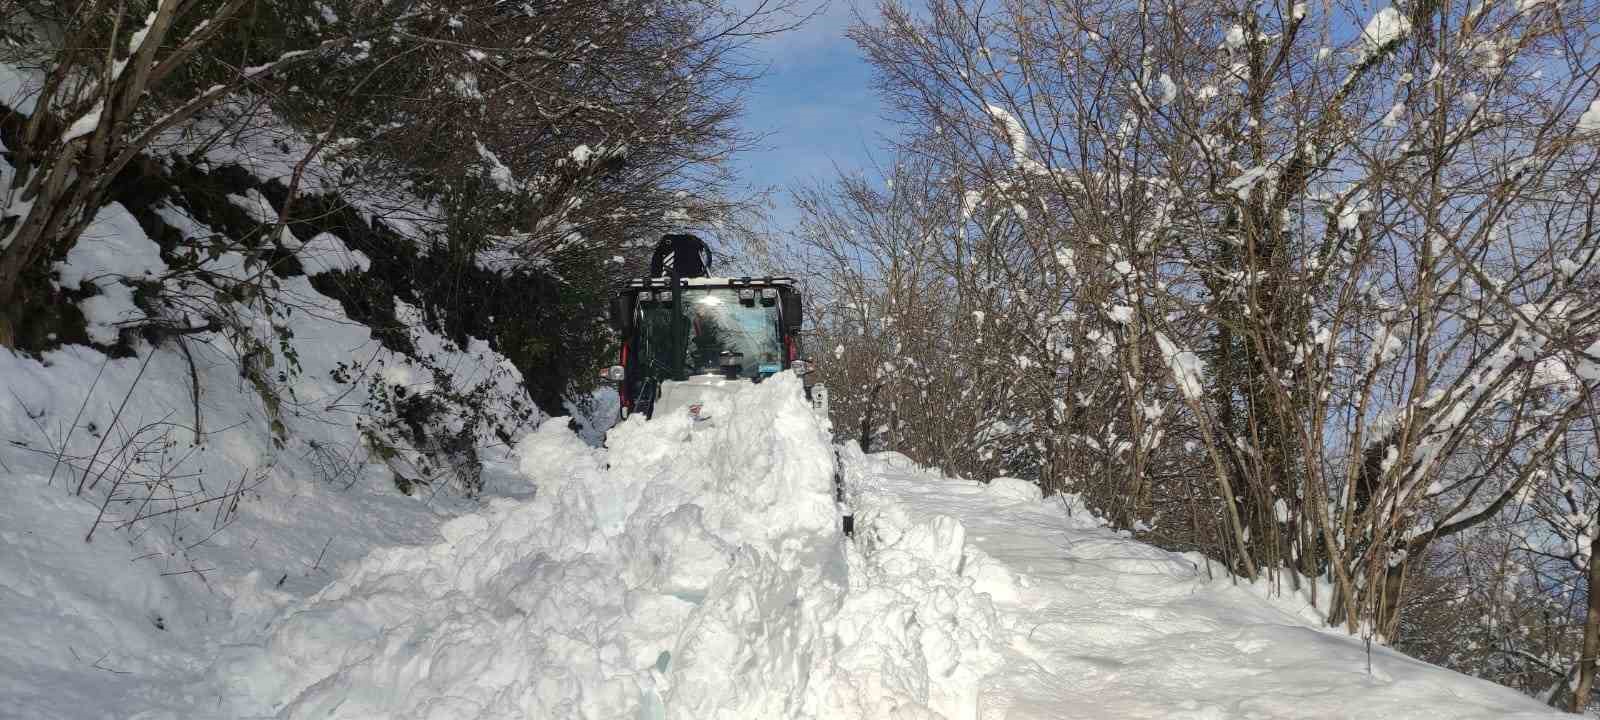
(637, 288, 783, 379)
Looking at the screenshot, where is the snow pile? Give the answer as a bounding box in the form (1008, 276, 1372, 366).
(187, 376, 999, 719)
(814, 462, 1004, 719)
(200, 373, 848, 719)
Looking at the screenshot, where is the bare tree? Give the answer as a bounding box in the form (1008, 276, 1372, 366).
(0, 0, 395, 345)
(0, 0, 801, 347)
(824, 0, 1600, 695)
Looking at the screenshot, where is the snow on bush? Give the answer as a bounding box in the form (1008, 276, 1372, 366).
(54, 203, 170, 345)
(1155, 331, 1206, 401)
(1579, 98, 1600, 133)
(1360, 7, 1413, 57)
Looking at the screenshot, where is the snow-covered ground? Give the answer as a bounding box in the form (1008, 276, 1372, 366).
(0, 115, 540, 718)
(843, 450, 1565, 719)
(0, 279, 533, 720)
(3, 367, 1568, 718)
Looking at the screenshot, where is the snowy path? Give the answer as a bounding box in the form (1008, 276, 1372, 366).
(176, 374, 1560, 719)
(844, 450, 1563, 719)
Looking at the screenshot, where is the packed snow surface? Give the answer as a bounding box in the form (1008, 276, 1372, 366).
(842, 452, 1562, 719)
(2, 372, 1570, 718)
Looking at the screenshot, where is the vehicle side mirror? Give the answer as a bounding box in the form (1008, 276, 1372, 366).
(781, 292, 802, 333)
(608, 295, 633, 332)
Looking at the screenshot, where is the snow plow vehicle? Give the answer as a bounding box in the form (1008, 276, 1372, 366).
(601, 234, 820, 420)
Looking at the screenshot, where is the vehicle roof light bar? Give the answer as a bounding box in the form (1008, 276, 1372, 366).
(624, 276, 797, 290)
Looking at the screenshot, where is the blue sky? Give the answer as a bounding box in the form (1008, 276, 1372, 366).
(727, 0, 895, 230)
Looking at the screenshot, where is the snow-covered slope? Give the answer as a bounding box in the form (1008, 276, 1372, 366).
(0, 129, 540, 718)
(16, 372, 1550, 719)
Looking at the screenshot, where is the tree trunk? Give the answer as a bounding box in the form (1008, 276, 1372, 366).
(1570, 527, 1600, 713)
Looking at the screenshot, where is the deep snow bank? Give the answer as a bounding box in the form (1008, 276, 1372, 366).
(203, 373, 849, 719)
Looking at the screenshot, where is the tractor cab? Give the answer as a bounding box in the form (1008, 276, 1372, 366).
(602, 276, 811, 419)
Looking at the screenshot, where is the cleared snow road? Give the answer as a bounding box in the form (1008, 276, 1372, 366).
(843, 448, 1563, 719)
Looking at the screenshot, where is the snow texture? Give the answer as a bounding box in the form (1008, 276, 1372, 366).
(126, 12, 159, 58)
(984, 104, 1046, 175)
(987, 102, 1027, 153)
(54, 202, 170, 344)
(1155, 73, 1177, 106)
(477, 140, 519, 192)
(2, 182, 541, 719)
(1579, 99, 1600, 133)
(0, 60, 45, 115)
(1361, 8, 1412, 57)
(227, 188, 280, 225)
(1225, 24, 1247, 50)
(156, 97, 446, 243)
(0, 309, 526, 719)
(1156, 331, 1206, 401)
(1228, 164, 1274, 200)
(839, 450, 1568, 719)
(5, 367, 1572, 718)
(298, 231, 372, 274)
(61, 102, 104, 143)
